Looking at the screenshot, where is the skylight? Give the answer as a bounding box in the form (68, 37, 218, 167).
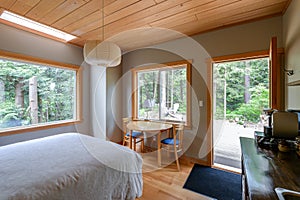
(0, 10, 77, 42)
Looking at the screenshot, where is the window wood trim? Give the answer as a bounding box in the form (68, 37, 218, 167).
(211, 49, 284, 63)
(0, 50, 79, 70)
(131, 60, 192, 128)
(0, 120, 82, 137)
(206, 58, 213, 167)
(0, 50, 82, 136)
(269, 37, 285, 110)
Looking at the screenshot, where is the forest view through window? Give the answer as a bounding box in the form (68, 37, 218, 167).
(213, 57, 269, 124)
(212, 56, 270, 170)
(133, 61, 191, 124)
(0, 58, 77, 131)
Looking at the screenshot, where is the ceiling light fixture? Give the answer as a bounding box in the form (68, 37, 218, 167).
(0, 10, 77, 42)
(83, 0, 121, 67)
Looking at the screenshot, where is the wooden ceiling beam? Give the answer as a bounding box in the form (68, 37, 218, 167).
(0, 0, 291, 50)
(108, 27, 184, 51)
(39, 0, 90, 25)
(0, 0, 17, 10)
(64, 10, 102, 33)
(103, 0, 140, 16)
(108, 0, 237, 34)
(104, 0, 157, 26)
(153, 0, 167, 4)
(102, 0, 189, 28)
(25, 0, 65, 20)
(52, 0, 101, 28)
(217, 2, 286, 26)
(9, 0, 40, 15)
(100, 0, 205, 37)
(171, 2, 286, 37)
(196, 0, 287, 22)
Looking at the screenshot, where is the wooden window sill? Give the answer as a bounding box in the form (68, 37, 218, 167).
(0, 119, 82, 137)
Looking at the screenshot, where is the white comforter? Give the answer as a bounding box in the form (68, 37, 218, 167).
(0, 133, 143, 200)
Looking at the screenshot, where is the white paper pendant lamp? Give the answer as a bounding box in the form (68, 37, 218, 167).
(83, 40, 121, 67)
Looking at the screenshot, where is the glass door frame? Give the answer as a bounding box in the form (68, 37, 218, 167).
(206, 47, 284, 168)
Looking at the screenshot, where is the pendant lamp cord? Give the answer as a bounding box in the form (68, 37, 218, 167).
(102, 0, 104, 42)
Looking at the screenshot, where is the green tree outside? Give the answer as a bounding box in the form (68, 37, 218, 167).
(0, 59, 76, 129)
(213, 58, 269, 124)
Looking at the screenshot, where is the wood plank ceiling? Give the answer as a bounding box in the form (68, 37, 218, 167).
(0, 0, 291, 51)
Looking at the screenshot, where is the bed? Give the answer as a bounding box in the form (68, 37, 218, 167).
(0, 133, 143, 200)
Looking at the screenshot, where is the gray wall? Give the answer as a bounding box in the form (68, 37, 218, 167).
(283, 0, 300, 109)
(0, 23, 91, 146)
(106, 66, 122, 142)
(121, 16, 283, 161)
(193, 17, 283, 57)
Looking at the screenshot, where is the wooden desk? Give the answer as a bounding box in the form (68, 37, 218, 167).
(127, 121, 173, 166)
(240, 137, 300, 200)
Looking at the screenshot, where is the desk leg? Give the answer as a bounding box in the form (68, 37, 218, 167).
(129, 130, 133, 149)
(157, 131, 161, 166)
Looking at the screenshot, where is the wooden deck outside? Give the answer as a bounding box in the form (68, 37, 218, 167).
(213, 120, 258, 170)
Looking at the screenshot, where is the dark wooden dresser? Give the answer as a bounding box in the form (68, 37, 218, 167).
(240, 137, 300, 200)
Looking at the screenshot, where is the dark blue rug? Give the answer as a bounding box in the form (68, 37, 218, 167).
(183, 164, 242, 200)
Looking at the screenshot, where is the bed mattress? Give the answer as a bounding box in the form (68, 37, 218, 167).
(0, 133, 143, 200)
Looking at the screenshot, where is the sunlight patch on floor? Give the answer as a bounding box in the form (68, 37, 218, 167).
(213, 163, 241, 174)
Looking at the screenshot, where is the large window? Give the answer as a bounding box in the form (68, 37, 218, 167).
(132, 60, 191, 125)
(0, 51, 81, 135)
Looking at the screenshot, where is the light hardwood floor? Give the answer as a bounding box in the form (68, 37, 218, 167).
(125, 141, 237, 199)
(124, 142, 211, 199)
(138, 159, 212, 200)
